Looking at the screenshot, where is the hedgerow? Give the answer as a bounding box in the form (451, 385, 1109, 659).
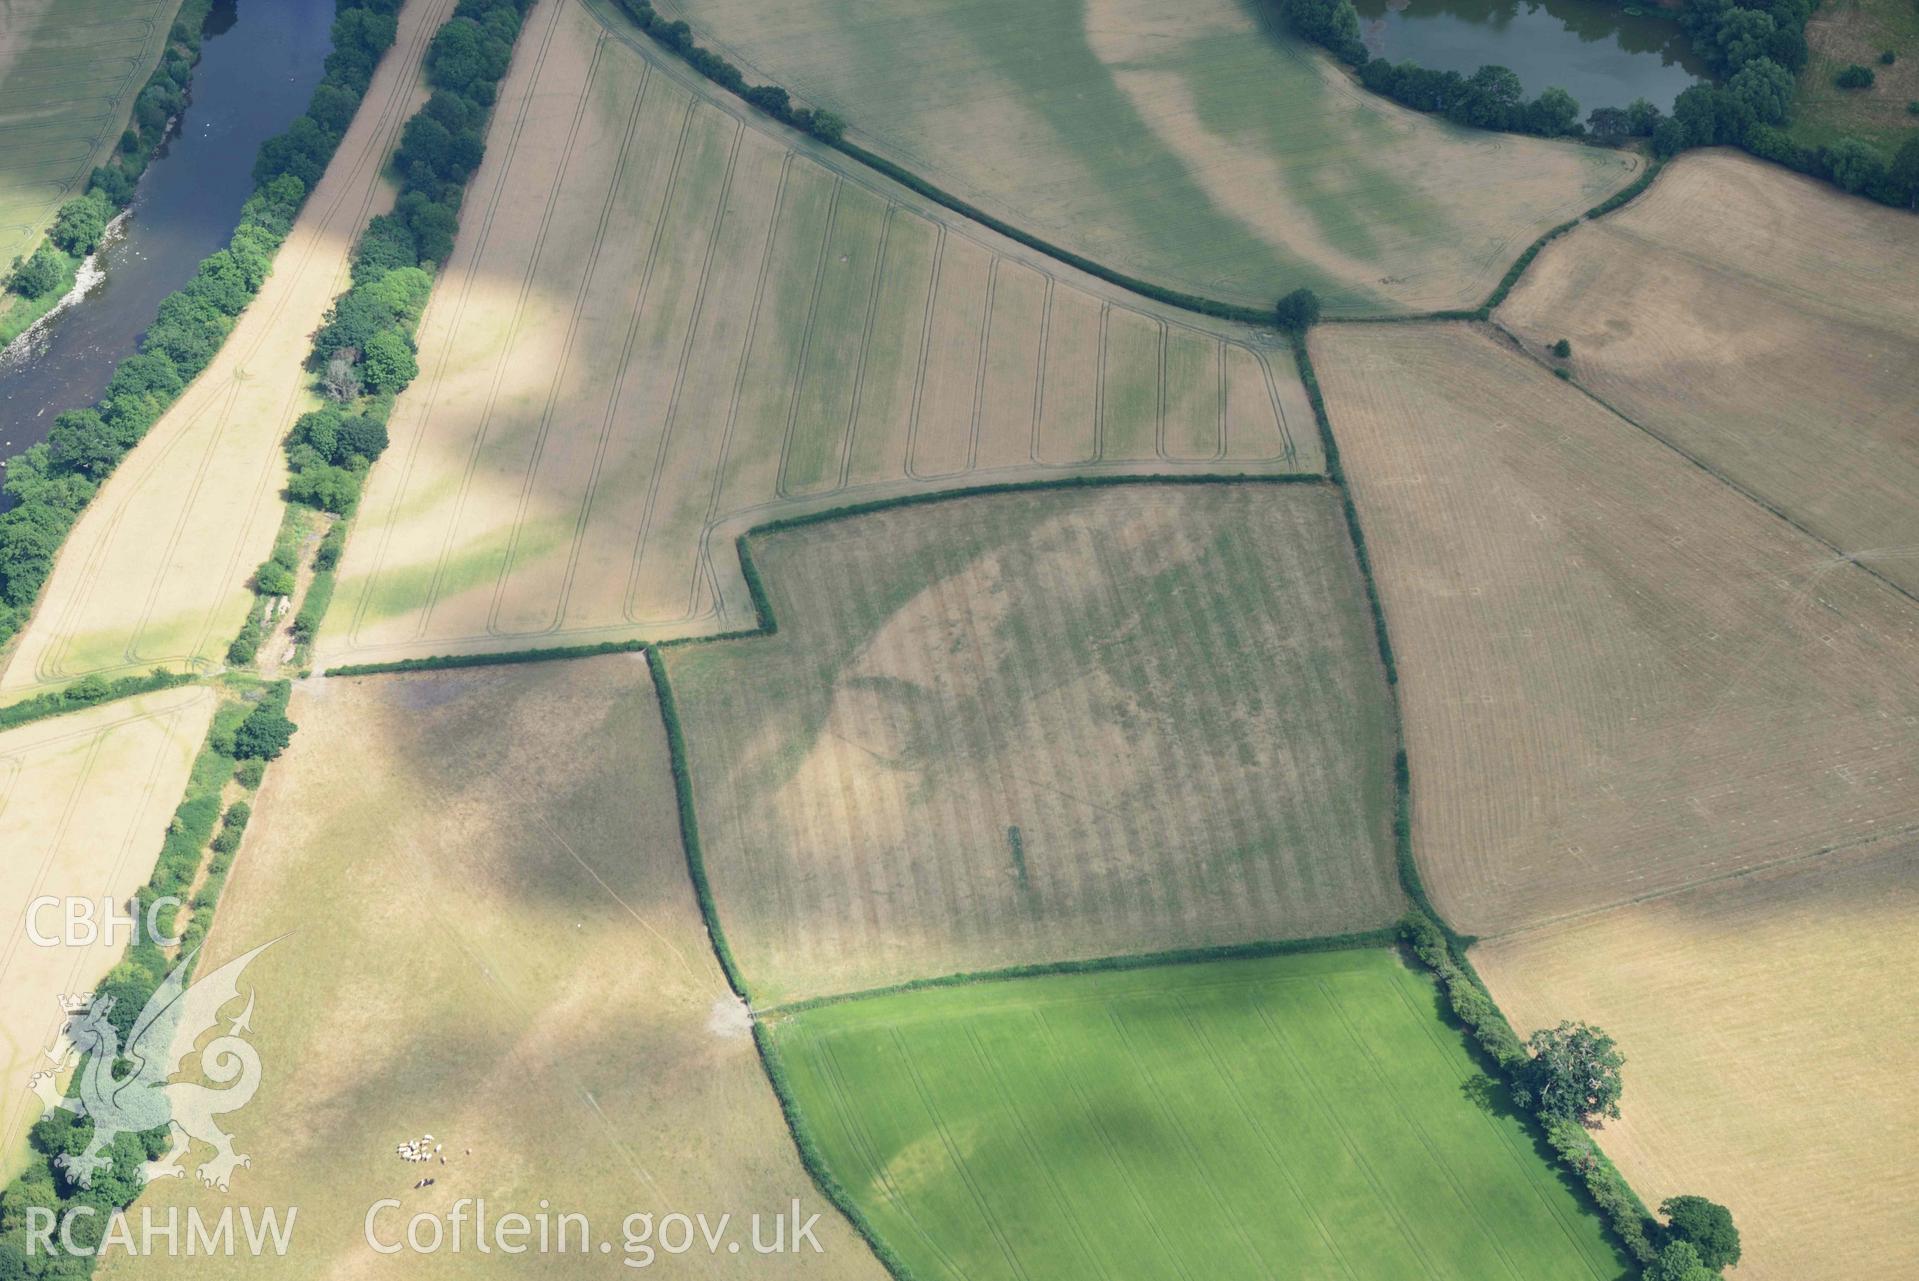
(1398, 911, 1658, 1263)
(0, 669, 193, 735)
(0, 0, 401, 654)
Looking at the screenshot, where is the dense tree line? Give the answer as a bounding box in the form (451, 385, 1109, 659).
(1284, 0, 1587, 137)
(1278, 0, 1919, 210)
(0, 1, 400, 653)
(275, 0, 535, 539)
(613, 0, 847, 144)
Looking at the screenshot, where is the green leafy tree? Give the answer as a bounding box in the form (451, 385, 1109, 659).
(1826, 137, 1887, 193)
(1835, 63, 1875, 89)
(1660, 1195, 1740, 1271)
(50, 194, 109, 255)
(360, 327, 419, 394)
(1274, 287, 1321, 332)
(8, 244, 66, 299)
(1728, 56, 1795, 124)
(1516, 1020, 1624, 1124)
(1643, 1239, 1716, 1281)
(1892, 133, 1919, 207)
(232, 689, 298, 760)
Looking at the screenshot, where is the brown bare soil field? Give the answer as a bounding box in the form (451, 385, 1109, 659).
(317, 0, 1321, 670)
(644, 0, 1639, 315)
(108, 657, 883, 1279)
(664, 485, 1402, 1005)
(0, 0, 451, 704)
(1314, 322, 1919, 936)
(1500, 150, 1919, 597)
(1476, 835, 1919, 1281)
(0, 685, 213, 1179)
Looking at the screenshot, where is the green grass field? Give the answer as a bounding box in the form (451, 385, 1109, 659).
(665, 484, 1403, 1004)
(639, 0, 1637, 315)
(768, 948, 1631, 1281)
(1793, 0, 1919, 154)
(0, 0, 181, 268)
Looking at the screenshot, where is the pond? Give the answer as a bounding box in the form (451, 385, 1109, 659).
(1351, 0, 1708, 115)
(0, 0, 333, 468)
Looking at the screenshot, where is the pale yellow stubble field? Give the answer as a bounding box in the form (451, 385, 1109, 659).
(1476, 836, 1919, 1281)
(1314, 321, 1919, 937)
(1500, 150, 1919, 597)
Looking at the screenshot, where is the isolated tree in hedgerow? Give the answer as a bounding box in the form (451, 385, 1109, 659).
(1515, 1020, 1624, 1125)
(1659, 1195, 1741, 1271)
(1274, 287, 1321, 333)
(1643, 1239, 1716, 1281)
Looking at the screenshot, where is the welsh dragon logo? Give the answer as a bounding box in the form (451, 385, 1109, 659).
(42, 940, 277, 1193)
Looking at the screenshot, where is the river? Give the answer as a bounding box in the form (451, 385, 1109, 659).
(1352, 0, 1708, 114)
(0, 0, 333, 466)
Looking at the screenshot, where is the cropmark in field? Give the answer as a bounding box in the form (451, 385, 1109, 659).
(1477, 834, 1919, 1281)
(646, 0, 1639, 315)
(1313, 321, 1919, 937)
(111, 656, 884, 1279)
(664, 485, 1402, 1005)
(317, 0, 1319, 669)
(0, 684, 213, 1181)
(0, 0, 453, 705)
(0, 0, 179, 267)
(767, 949, 1629, 1281)
(1500, 150, 1919, 597)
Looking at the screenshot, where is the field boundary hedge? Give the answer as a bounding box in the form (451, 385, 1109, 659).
(751, 1023, 925, 1281)
(760, 930, 1399, 1018)
(0, 669, 195, 734)
(322, 472, 1330, 675)
(590, 0, 1707, 332)
(1398, 911, 1659, 1264)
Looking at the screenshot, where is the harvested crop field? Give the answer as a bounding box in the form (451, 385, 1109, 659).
(1476, 834, 1919, 1281)
(663, 484, 1401, 1005)
(767, 949, 1628, 1281)
(111, 656, 883, 1279)
(0, 0, 179, 266)
(1314, 322, 1919, 936)
(0, 685, 212, 1178)
(643, 0, 1639, 315)
(1499, 151, 1919, 597)
(0, 0, 449, 705)
(317, 0, 1318, 671)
